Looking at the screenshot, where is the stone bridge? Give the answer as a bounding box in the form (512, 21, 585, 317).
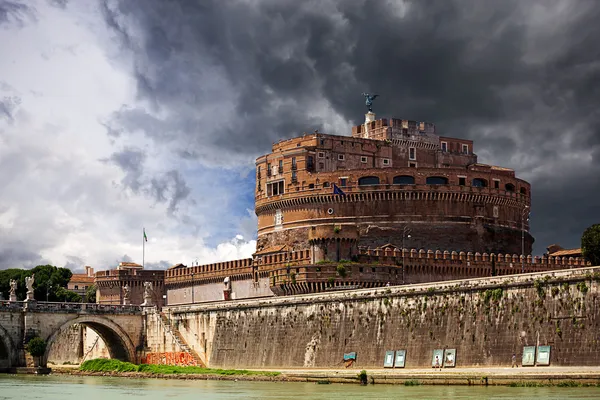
(0, 301, 145, 370)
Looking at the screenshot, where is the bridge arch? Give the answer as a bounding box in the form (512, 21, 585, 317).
(43, 315, 138, 366)
(0, 323, 16, 369)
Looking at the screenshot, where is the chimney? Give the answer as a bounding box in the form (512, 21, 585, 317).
(85, 266, 94, 277)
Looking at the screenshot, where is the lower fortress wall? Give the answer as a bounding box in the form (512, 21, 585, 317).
(153, 266, 600, 369)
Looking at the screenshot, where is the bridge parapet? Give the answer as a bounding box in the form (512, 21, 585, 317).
(0, 301, 141, 314)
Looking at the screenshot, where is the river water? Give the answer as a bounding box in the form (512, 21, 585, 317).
(1, 374, 600, 399)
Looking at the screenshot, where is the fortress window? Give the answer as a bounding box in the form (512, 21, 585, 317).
(291, 171, 297, 183)
(383, 159, 390, 165)
(267, 180, 285, 197)
(309, 183, 315, 189)
(520, 187, 527, 195)
(393, 175, 415, 185)
(426, 176, 449, 185)
(472, 178, 488, 188)
(307, 156, 314, 172)
(339, 178, 347, 187)
(291, 157, 297, 169)
(320, 139, 325, 146)
(338, 154, 345, 161)
(409, 147, 416, 160)
(318, 152, 325, 158)
(257, 166, 261, 178)
(459, 177, 466, 186)
(493, 180, 500, 189)
(278, 159, 283, 173)
(361, 156, 368, 163)
(462, 144, 469, 154)
(323, 182, 330, 188)
(505, 183, 515, 192)
(319, 162, 324, 170)
(409, 162, 417, 168)
(358, 176, 380, 186)
(267, 163, 271, 177)
(441, 141, 448, 152)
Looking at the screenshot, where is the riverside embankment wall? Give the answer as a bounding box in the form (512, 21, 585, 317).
(156, 266, 600, 369)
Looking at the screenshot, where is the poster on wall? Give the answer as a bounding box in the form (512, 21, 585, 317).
(522, 346, 536, 366)
(536, 346, 551, 366)
(443, 348, 457, 368)
(383, 350, 395, 368)
(431, 349, 444, 368)
(394, 350, 406, 368)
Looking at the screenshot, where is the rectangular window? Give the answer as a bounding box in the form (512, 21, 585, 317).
(267, 163, 271, 176)
(318, 152, 325, 158)
(319, 162, 324, 170)
(291, 171, 297, 182)
(291, 157, 296, 169)
(307, 156, 314, 171)
(409, 162, 417, 168)
(339, 178, 347, 187)
(383, 159, 390, 165)
(441, 141, 448, 152)
(459, 177, 466, 186)
(257, 166, 261, 179)
(278, 159, 283, 173)
(74, 285, 79, 290)
(320, 139, 325, 146)
(494, 179, 500, 189)
(409, 147, 416, 160)
(462, 144, 469, 154)
(361, 156, 368, 163)
(267, 180, 285, 197)
(338, 154, 345, 161)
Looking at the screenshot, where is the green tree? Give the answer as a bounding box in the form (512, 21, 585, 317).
(55, 287, 82, 303)
(0, 265, 75, 301)
(85, 284, 97, 303)
(582, 224, 600, 266)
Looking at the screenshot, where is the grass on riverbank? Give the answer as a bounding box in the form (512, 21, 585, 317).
(80, 359, 280, 377)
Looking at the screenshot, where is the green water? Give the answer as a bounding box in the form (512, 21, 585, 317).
(1, 374, 600, 399)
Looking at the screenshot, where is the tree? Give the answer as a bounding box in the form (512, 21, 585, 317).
(0, 265, 74, 301)
(582, 224, 600, 266)
(26, 336, 47, 367)
(55, 287, 82, 303)
(85, 284, 97, 303)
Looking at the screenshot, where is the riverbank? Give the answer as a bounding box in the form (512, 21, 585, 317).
(49, 363, 600, 386)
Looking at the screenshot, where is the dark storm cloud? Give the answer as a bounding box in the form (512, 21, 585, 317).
(104, 147, 192, 214)
(100, 0, 600, 251)
(0, 0, 34, 26)
(0, 247, 46, 270)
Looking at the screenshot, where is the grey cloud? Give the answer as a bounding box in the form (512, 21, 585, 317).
(104, 147, 146, 192)
(99, 0, 600, 252)
(0, 247, 46, 270)
(0, 0, 35, 26)
(47, 0, 68, 9)
(150, 170, 191, 214)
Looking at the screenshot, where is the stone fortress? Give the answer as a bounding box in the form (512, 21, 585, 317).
(96, 109, 589, 306)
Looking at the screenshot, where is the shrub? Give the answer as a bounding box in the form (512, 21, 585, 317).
(336, 265, 347, 278)
(26, 337, 46, 357)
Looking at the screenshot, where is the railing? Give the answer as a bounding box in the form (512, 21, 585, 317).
(0, 300, 142, 313)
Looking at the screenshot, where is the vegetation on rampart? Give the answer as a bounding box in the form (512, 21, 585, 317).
(582, 224, 600, 266)
(80, 359, 280, 376)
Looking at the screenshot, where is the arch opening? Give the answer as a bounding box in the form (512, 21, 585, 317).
(44, 317, 137, 367)
(0, 324, 15, 370)
(393, 175, 415, 185)
(358, 176, 380, 186)
(505, 183, 515, 192)
(426, 176, 448, 185)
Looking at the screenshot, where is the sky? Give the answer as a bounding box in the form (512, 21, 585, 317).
(0, 0, 598, 272)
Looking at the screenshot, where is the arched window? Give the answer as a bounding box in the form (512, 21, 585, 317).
(393, 175, 415, 185)
(505, 183, 515, 192)
(323, 182, 330, 188)
(520, 187, 527, 195)
(358, 176, 380, 186)
(426, 176, 448, 185)
(472, 178, 488, 188)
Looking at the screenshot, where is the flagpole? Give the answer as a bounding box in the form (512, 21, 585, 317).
(143, 227, 145, 269)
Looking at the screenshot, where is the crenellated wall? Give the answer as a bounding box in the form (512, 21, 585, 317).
(154, 266, 600, 369)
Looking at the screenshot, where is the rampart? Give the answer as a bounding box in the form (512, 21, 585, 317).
(159, 266, 600, 369)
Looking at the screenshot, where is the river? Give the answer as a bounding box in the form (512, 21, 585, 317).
(1, 374, 600, 399)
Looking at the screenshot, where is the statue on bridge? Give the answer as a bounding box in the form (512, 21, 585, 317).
(25, 274, 35, 301)
(142, 282, 153, 306)
(9, 279, 17, 302)
(123, 285, 131, 305)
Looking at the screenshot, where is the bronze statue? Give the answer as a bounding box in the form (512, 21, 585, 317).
(362, 93, 379, 112)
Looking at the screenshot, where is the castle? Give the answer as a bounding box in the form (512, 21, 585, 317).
(96, 111, 587, 306)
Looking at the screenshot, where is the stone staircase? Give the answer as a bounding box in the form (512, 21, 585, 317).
(158, 312, 206, 367)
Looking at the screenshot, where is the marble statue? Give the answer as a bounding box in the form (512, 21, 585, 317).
(142, 281, 152, 306)
(362, 92, 379, 112)
(123, 284, 130, 305)
(25, 274, 35, 301)
(9, 279, 17, 302)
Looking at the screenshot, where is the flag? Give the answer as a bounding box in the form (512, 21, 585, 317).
(143, 229, 148, 242)
(333, 183, 346, 196)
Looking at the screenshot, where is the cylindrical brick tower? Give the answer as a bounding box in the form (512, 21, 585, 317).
(255, 114, 533, 261)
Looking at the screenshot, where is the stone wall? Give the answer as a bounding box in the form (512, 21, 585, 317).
(167, 276, 273, 305)
(158, 266, 600, 369)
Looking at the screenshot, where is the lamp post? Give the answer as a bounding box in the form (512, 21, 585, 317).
(402, 226, 411, 284)
(521, 205, 530, 274)
(46, 280, 52, 302)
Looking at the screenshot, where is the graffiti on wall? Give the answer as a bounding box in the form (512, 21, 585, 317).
(141, 352, 199, 366)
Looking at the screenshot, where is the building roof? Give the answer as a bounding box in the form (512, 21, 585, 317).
(168, 263, 187, 270)
(549, 248, 582, 257)
(254, 245, 289, 256)
(117, 262, 143, 270)
(68, 274, 95, 284)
